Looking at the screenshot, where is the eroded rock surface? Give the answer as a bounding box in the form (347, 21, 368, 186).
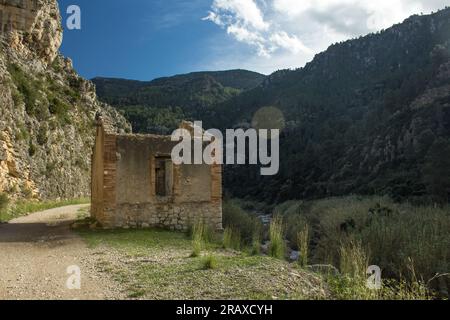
(0, 0, 131, 200)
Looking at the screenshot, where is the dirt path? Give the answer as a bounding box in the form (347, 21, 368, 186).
(0, 204, 123, 300)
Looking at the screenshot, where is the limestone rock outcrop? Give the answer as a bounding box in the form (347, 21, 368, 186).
(0, 0, 131, 200)
(1, 0, 62, 63)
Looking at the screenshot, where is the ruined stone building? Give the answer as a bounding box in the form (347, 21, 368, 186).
(91, 118, 223, 231)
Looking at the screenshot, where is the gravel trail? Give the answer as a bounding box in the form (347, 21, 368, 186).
(0, 204, 123, 300)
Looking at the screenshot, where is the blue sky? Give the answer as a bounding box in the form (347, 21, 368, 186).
(58, 0, 227, 80)
(58, 0, 449, 81)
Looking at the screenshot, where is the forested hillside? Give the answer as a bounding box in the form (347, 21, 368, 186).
(93, 70, 265, 134)
(95, 8, 450, 203)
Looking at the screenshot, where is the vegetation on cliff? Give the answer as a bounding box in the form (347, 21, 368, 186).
(0, 0, 130, 202)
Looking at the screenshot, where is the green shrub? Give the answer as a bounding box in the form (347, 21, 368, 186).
(15, 124, 29, 141)
(28, 140, 36, 157)
(7, 63, 41, 117)
(18, 79, 39, 115)
(36, 125, 48, 146)
(269, 216, 285, 259)
(201, 255, 218, 270)
(46, 161, 57, 175)
(11, 88, 23, 106)
(49, 96, 69, 116)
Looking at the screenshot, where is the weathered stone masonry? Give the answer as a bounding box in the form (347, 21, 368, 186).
(91, 118, 223, 231)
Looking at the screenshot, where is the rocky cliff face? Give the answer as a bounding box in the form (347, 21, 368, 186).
(1, 0, 62, 64)
(0, 0, 130, 200)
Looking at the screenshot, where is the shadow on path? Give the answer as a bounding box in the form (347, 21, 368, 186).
(0, 220, 77, 243)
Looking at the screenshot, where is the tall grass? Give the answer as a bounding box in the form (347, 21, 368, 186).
(190, 220, 204, 257)
(223, 199, 263, 250)
(297, 224, 310, 267)
(339, 240, 369, 278)
(223, 227, 241, 250)
(269, 216, 285, 259)
(327, 273, 433, 300)
(201, 255, 218, 270)
(274, 196, 450, 296)
(222, 227, 233, 249)
(251, 228, 262, 255)
(327, 241, 434, 300)
(314, 197, 449, 286)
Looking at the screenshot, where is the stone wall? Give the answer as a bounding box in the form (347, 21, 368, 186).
(91, 121, 223, 231)
(114, 202, 222, 231)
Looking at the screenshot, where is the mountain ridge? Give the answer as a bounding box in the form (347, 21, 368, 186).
(94, 8, 450, 203)
(92, 69, 266, 109)
(92, 69, 265, 134)
(93, 69, 266, 90)
(212, 8, 450, 203)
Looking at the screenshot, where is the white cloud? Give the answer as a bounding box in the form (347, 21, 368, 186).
(202, 11, 224, 26)
(270, 0, 428, 35)
(269, 31, 312, 54)
(227, 25, 272, 57)
(202, 0, 450, 73)
(212, 0, 270, 31)
(203, 0, 311, 58)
